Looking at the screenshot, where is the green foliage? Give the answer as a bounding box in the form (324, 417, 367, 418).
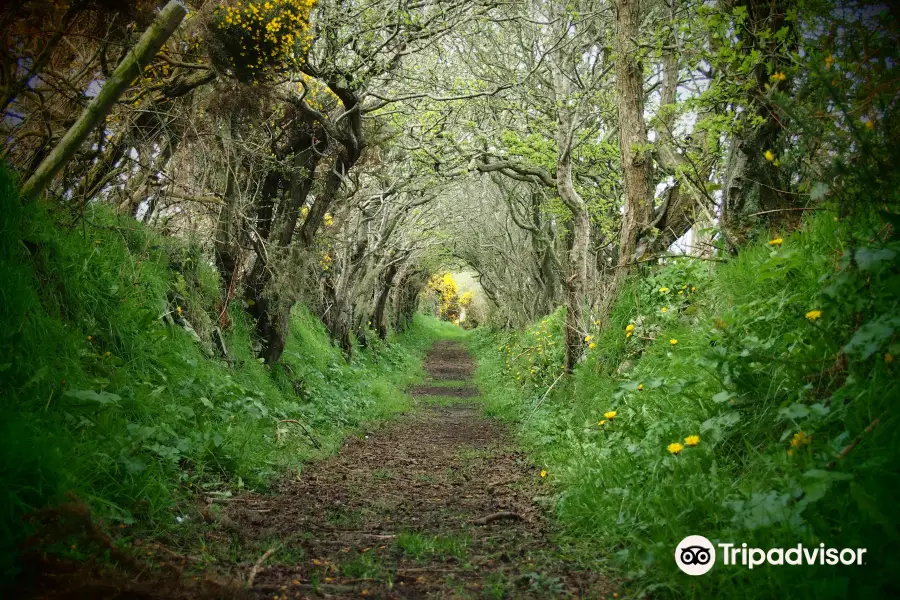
(395, 531, 469, 562)
(0, 166, 439, 582)
(473, 214, 900, 599)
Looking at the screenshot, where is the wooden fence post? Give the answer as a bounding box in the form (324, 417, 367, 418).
(20, 1, 187, 203)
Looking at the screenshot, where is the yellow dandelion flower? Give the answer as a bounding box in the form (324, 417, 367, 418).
(637, 384, 643, 391)
(684, 435, 700, 446)
(626, 331, 633, 338)
(864, 119, 874, 130)
(764, 150, 775, 161)
(669, 339, 678, 345)
(625, 323, 635, 333)
(667, 442, 684, 455)
(604, 411, 617, 420)
(791, 431, 810, 447)
(598, 420, 606, 426)
(885, 353, 894, 364)
(584, 335, 593, 342)
(805, 310, 822, 321)
(176, 306, 182, 316)
(661, 307, 668, 313)
(540, 470, 548, 478)
(659, 287, 669, 293)
(589, 342, 597, 349)
(771, 71, 786, 82)
(769, 238, 783, 246)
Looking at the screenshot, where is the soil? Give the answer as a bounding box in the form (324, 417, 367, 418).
(14, 340, 615, 599)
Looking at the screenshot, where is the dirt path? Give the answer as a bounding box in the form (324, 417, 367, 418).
(223, 340, 612, 599)
(16, 340, 614, 599)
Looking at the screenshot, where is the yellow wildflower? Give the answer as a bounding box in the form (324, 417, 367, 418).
(764, 150, 775, 161)
(684, 435, 700, 446)
(176, 306, 182, 316)
(886, 353, 894, 364)
(589, 342, 597, 349)
(540, 470, 548, 478)
(667, 442, 684, 455)
(768, 238, 783, 246)
(864, 119, 874, 130)
(805, 310, 822, 321)
(825, 54, 834, 69)
(661, 307, 668, 313)
(771, 71, 787, 82)
(604, 411, 617, 420)
(584, 335, 593, 342)
(669, 339, 678, 345)
(598, 420, 606, 426)
(637, 384, 643, 391)
(659, 287, 669, 293)
(625, 323, 635, 333)
(791, 431, 810, 447)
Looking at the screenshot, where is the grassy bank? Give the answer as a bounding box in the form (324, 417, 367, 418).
(472, 213, 899, 599)
(0, 167, 451, 582)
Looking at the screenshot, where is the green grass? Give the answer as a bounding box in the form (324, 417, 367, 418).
(395, 531, 469, 562)
(0, 166, 450, 583)
(472, 212, 900, 599)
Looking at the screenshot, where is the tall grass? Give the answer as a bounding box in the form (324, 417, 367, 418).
(472, 212, 900, 599)
(0, 166, 443, 582)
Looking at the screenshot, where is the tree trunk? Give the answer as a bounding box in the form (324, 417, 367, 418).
(374, 261, 400, 340)
(551, 59, 590, 371)
(614, 0, 653, 267)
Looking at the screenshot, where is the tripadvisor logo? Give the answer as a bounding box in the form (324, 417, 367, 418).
(675, 536, 867, 576)
(675, 535, 716, 575)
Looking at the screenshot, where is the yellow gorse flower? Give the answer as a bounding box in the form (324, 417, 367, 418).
(805, 310, 822, 321)
(771, 71, 787, 81)
(764, 150, 775, 161)
(667, 442, 684, 455)
(684, 435, 700, 446)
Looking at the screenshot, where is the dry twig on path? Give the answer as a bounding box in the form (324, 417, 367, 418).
(471, 511, 524, 526)
(246, 546, 278, 588)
